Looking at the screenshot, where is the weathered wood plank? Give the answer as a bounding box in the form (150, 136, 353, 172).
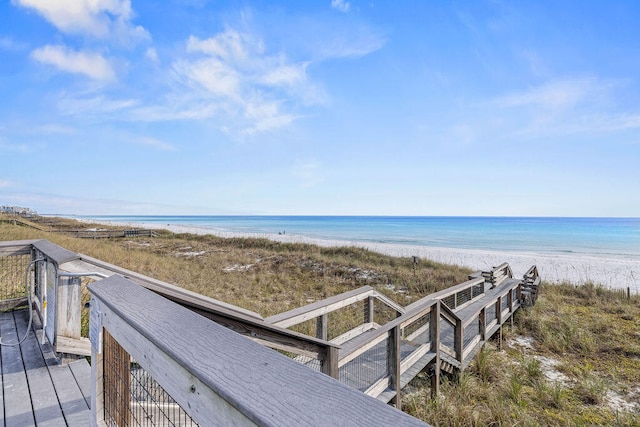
(0, 239, 38, 256)
(57, 276, 82, 340)
(68, 359, 92, 408)
(13, 310, 67, 427)
(89, 275, 427, 426)
(56, 336, 92, 357)
(0, 311, 36, 426)
(48, 363, 90, 426)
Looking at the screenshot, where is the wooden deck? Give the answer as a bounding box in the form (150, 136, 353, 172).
(0, 309, 91, 426)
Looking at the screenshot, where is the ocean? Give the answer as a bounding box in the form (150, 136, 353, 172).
(77, 216, 640, 259)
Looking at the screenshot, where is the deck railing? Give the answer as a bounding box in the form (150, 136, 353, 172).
(88, 275, 427, 426)
(266, 286, 405, 344)
(0, 240, 341, 376)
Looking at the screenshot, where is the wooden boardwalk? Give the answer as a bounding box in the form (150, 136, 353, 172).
(0, 309, 91, 426)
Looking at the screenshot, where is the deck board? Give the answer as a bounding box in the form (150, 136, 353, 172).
(13, 311, 66, 426)
(0, 309, 91, 427)
(0, 311, 36, 426)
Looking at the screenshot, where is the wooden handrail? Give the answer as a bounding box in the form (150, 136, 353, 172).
(405, 277, 485, 312)
(266, 286, 375, 327)
(89, 275, 427, 426)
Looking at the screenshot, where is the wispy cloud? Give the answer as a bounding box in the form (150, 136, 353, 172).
(484, 77, 640, 139)
(492, 78, 606, 109)
(293, 159, 323, 188)
(0, 180, 12, 188)
(14, 0, 149, 45)
(136, 136, 176, 151)
(331, 0, 350, 13)
(57, 94, 138, 116)
(0, 140, 32, 153)
(31, 44, 116, 81)
(0, 36, 28, 51)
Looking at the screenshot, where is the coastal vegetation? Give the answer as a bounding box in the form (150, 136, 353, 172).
(1, 214, 638, 425)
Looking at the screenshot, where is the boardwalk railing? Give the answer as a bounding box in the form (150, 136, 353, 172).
(0, 240, 340, 377)
(88, 275, 427, 426)
(266, 286, 405, 344)
(267, 262, 538, 403)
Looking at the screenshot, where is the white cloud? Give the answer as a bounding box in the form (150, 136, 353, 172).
(331, 0, 350, 13)
(136, 137, 176, 151)
(171, 30, 316, 134)
(261, 63, 307, 86)
(31, 44, 116, 81)
(145, 47, 159, 63)
(0, 180, 12, 188)
(14, 0, 149, 44)
(493, 78, 604, 109)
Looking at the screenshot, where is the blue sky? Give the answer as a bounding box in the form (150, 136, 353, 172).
(1, 0, 639, 216)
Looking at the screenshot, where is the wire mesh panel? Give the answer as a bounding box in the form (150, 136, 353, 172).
(276, 349, 322, 372)
(457, 288, 472, 306)
(339, 337, 389, 392)
(439, 316, 455, 352)
(327, 303, 366, 341)
(471, 282, 484, 298)
(80, 277, 96, 338)
(501, 295, 509, 311)
(463, 318, 481, 349)
(485, 303, 497, 324)
(403, 312, 430, 345)
(103, 330, 198, 426)
(442, 294, 456, 309)
(372, 298, 398, 327)
(288, 318, 317, 338)
(0, 254, 30, 302)
(512, 288, 518, 304)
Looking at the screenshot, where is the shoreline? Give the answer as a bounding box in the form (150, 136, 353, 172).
(76, 218, 640, 293)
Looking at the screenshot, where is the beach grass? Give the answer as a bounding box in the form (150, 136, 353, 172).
(1, 214, 639, 425)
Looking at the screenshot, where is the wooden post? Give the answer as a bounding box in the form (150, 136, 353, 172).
(91, 331, 105, 426)
(508, 290, 514, 327)
(496, 297, 502, 325)
(316, 313, 328, 341)
(430, 303, 440, 398)
(321, 346, 339, 379)
(455, 317, 463, 365)
(479, 308, 486, 341)
(57, 276, 82, 339)
(498, 326, 503, 351)
(388, 325, 401, 409)
(365, 296, 375, 324)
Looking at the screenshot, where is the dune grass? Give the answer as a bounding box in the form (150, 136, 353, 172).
(1, 214, 639, 425)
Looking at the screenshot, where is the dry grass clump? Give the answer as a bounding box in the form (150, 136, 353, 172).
(404, 283, 640, 426)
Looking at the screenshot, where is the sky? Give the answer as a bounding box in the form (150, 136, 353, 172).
(1, 0, 639, 217)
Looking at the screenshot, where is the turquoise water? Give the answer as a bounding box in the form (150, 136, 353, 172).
(78, 216, 640, 259)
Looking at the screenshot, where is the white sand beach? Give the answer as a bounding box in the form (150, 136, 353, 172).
(81, 219, 640, 294)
